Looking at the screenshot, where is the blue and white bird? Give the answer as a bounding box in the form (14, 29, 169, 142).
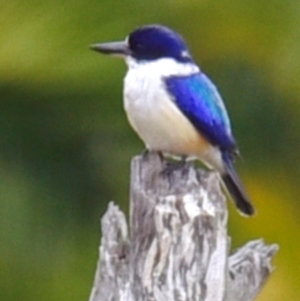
(91, 24, 254, 216)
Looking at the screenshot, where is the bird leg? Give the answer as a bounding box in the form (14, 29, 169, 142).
(160, 156, 192, 177)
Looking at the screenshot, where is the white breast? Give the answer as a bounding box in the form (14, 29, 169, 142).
(123, 58, 224, 171)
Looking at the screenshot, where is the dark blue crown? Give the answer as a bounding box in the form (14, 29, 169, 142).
(128, 25, 193, 63)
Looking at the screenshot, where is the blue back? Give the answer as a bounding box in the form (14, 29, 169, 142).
(165, 72, 236, 151)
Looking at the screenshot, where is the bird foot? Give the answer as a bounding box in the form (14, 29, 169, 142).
(141, 149, 164, 161)
(160, 157, 192, 177)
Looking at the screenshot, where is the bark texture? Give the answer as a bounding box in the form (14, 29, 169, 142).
(88, 152, 278, 301)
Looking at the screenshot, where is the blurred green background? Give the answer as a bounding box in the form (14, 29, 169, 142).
(1, 0, 300, 300)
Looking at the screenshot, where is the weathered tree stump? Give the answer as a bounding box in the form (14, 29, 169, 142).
(88, 152, 278, 301)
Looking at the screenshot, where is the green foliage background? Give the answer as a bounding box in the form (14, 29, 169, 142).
(1, 1, 300, 300)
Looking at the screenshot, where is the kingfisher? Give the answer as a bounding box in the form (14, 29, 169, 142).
(90, 24, 254, 216)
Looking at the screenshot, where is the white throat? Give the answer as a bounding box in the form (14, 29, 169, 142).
(125, 56, 199, 77)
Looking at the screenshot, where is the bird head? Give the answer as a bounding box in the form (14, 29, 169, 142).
(90, 24, 193, 63)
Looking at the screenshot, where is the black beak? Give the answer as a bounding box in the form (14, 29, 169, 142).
(90, 41, 131, 56)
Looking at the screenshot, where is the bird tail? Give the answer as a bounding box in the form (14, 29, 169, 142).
(221, 153, 255, 216)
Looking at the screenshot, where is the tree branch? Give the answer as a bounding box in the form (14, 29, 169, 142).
(88, 152, 278, 301)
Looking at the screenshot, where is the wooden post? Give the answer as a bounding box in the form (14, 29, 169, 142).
(88, 152, 278, 301)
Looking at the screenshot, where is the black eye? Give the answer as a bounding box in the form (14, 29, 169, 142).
(135, 43, 143, 51)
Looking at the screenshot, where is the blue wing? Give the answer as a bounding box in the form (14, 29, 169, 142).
(164, 72, 236, 151)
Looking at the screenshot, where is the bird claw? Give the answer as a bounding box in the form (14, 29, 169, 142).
(160, 157, 191, 177)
